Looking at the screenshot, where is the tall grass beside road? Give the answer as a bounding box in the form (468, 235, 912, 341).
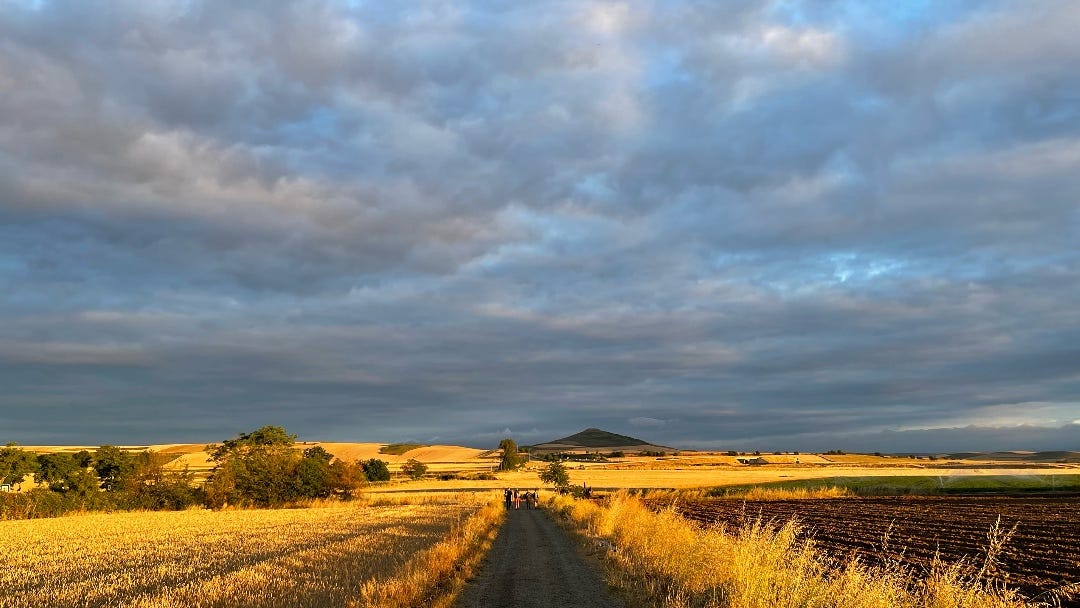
(356, 498, 504, 608)
(549, 492, 1040, 608)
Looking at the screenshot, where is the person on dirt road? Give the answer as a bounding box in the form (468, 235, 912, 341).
(504, 488, 512, 510)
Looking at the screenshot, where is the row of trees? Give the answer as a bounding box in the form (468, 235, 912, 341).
(1, 442, 199, 516)
(202, 426, 428, 507)
(203, 426, 366, 508)
(1, 426, 423, 518)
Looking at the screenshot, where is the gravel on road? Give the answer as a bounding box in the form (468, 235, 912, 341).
(454, 506, 625, 608)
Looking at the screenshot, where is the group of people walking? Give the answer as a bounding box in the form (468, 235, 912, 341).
(504, 488, 538, 510)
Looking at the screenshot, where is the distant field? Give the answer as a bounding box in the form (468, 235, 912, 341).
(14, 442, 1079, 495)
(367, 464, 1080, 494)
(707, 473, 1080, 496)
(149, 442, 495, 482)
(380, 443, 428, 455)
(0, 497, 498, 608)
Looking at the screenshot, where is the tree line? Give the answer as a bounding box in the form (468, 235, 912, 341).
(0, 426, 422, 519)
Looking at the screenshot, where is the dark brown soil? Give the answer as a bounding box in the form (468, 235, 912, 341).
(651, 496, 1080, 605)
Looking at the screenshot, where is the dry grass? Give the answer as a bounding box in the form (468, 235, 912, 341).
(642, 486, 855, 502)
(722, 486, 856, 500)
(377, 465, 1077, 493)
(0, 495, 502, 608)
(356, 499, 504, 608)
(549, 492, 1041, 608)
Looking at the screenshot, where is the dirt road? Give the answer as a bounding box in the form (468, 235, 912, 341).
(454, 507, 625, 608)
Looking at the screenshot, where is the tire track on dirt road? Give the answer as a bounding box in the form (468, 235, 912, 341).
(454, 507, 625, 608)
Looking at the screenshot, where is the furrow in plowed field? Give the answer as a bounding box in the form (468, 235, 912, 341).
(652, 496, 1080, 602)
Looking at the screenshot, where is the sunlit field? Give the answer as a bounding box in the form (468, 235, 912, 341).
(364, 463, 1080, 494)
(550, 492, 1055, 608)
(0, 496, 502, 608)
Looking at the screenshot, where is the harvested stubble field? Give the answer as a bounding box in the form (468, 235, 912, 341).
(655, 496, 1080, 602)
(0, 497, 499, 608)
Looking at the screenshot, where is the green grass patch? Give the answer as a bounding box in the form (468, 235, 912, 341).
(379, 443, 427, 456)
(707, 474, 1080, 497)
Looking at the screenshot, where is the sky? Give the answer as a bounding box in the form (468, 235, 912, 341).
(1, 0, 1078, 452)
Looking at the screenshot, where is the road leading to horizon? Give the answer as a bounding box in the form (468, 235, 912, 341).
(454, 506, 625, 608)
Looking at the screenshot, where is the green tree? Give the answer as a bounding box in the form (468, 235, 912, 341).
(294, 446, 336, 499)
(73, 450, 93, 468)
(539, 461, 570, 490)
(205, 425, 302, 508)
(93, 445, 138, 492)
(302, 446, 334, 462)
(327, 459, 367, 498)
(35, 453, 99, 496)
(400, 458, 427, 480)
(361, 458, 390, 482)
(125, 452, 198, 510)
(295, 447, 368, 499)
(209, 425, 297, 460)
(498, 438, 525, 471)
(0, 444, 38, 488)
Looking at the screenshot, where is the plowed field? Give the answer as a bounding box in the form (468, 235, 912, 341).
(654, 496, 1080, 602)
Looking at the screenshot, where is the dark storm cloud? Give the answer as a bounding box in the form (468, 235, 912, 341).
(1, 1, 1078, 450)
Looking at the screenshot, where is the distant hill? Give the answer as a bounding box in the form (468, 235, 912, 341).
(550, 428, 650, 447)
(529, 428, 675, 453)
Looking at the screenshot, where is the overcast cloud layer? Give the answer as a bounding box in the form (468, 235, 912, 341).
(2, 1, 1078, 451)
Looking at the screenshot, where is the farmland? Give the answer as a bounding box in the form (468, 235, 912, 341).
(16, 439, 1080, 495)
(653, 496, 1080, 602)
(0, 496, 501, 608)
(551, 492, 1043, 608)
(364, 463, 1080, 495)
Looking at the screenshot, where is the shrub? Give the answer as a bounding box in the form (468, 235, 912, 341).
(400, 459, 428, 480)
(539, 461, 570, 490)
(362, 459, 391, 482)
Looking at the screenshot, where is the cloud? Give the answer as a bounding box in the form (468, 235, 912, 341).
(0, 1, 1078, 450)
(629, 417, 668, 428)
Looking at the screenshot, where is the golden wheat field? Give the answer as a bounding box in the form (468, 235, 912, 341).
(0, 496, 503, 608)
